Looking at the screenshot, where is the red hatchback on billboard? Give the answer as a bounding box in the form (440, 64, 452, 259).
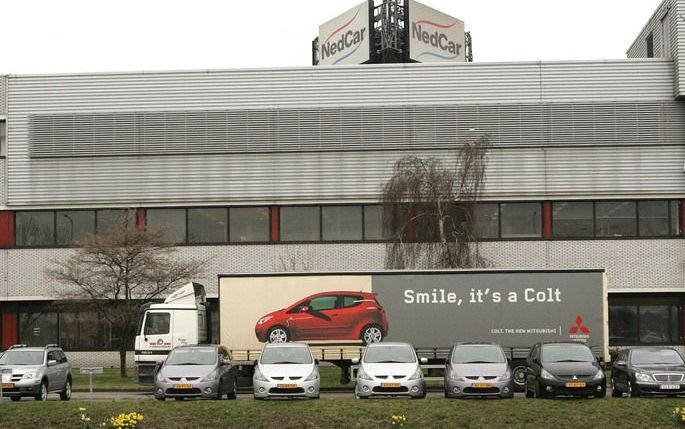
(255, 291, 389, 345)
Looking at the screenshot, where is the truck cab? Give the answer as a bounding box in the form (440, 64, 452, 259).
(134, 282, 208, 384)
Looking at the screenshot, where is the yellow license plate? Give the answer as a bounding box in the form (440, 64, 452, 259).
(381, 382, 401, 388)
(174, 384, 193, 389)
(277, 383, 297, 389)
(1, 383, 13, 389)
(565, 382, 586, 388)
(473, 382, 493, 388)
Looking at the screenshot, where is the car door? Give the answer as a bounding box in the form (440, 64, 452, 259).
(612, 350, 628, 392)
(287, 295, 340, 340)
(45, 350, 63, 391)
(526, 344, 540, 391)
(335, 295, 366, 340)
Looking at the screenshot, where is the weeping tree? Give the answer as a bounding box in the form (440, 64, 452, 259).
(46, 216, 206, 377)
(381, 137, 491, 269)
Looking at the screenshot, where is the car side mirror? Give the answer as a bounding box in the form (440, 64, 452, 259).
(222, 358, 231, 366)
(615, 360, 626, 366)
(253, 360, 258, 367)
(420, 357, 428, 364)
(301, 305, 310, 313)
(351, 358, 359, 365)
(314, 359, 319, 365)
(47, 359, 57, 366)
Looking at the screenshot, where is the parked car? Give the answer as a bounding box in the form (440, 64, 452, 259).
(255, 291, 388, 345)
(253, 342, 320, 399)
(353, 342, 427, 399)
(525, 342, 605, 398)
(0, 344, 72, 401)
(444, 343, 514, 398)
(611, 347, 685, 397)
(154, 344, 236, 400)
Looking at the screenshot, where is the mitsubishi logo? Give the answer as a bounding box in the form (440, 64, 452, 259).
(569, 314, 590, 334)
(572, 375, 578, 380)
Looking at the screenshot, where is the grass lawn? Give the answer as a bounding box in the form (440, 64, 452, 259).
(1, 397, 685, 428)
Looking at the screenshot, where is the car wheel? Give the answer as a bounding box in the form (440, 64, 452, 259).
(524, 380, 534, 398)
(156, 396, 165, 401)
(35, 381, 48, 401)
(611, 377, 621, 397)
(59, 377, 72, 401)
(227, 379, 237, 400)
(10, 396, 21, 402)
(628, 380, 640, 398)
(267, 326, 289, 343)
(534, 381, 546, 399)
(512, 365, 527, 392)
(214, 384, 223, 400)
(444, 389, 449, 399)
(360, 324, 383, 345)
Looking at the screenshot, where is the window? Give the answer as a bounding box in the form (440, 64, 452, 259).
(97, 209, 136, 234)
(147, 208, 186, 244)
(500, 203, 541, 238)
(552, 202, 593, 238)
(280, 206, 320, 241)
(19, 312, 58, 346)
(609, 298, 680, 345)
(16, 211, 55, 246)
(671, 201, 680, 236)
(342, 295, 363, 308)
(595, 201, 637, 237)
(229, 207, 270, 242)
(609, 305, 638, 344)
(322, 205, 362, 241)
(639, 305, 679, 343)
(638, 200, 669, 237)
(661, 13, 671, 58)
(59, 312, 112, 351)
(56, 210, 95, 245)
(363, 205, 392, 240)
(646, 32, 654, 58)
(144, 313, 170, 336)
(473, 203, 499, 238)
(309, 296, 338, 311)
(0, 119, 5, 156)
(188, 208, 227, 243)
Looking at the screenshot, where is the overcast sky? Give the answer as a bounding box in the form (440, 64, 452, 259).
(1, 0, 665, 74)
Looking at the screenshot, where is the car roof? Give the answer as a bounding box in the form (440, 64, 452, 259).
(305, 291, 373, 297)
(263, 342, 310, 349)
(540, 342, 590, 347)
(8, 347, 48, 352)
(366, 342, 413, 348)
(173, 344, 217, 350)
(453, 342, 501, 347)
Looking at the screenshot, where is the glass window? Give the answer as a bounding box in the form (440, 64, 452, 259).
(97, 209, 136, 234)
(188, 208, 227, 243)
(595, 201, 637, 237)
(364, 205, 398, 240)
(144, 313, 170, 335)
(608, 305, 638, 344)
(147, 208, 186, 244)
(280, 206, 320, 242)
(16, 211, 55, 246)
(0, 120, 5, 156)
(473, 203, 499, 239)
(342, 295, 363, 308)
(500, 203, 541, 238)
(56, 210, 95, 245)
(638, 201, 669, 237)
(552, 202, 593, 238)
(639, 305, 675, 343)
(322, 206, 362, 241)
(671, 201, 680, 236)
(309, 295, 338, 311)
(19, 312, 58, 346)
(229, 207, 270, 242)
(59, 312, 112, 351)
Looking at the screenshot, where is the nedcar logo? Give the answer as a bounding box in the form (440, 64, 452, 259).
(411, 18, 462, 61)
(320, 4, 367, 65)
(569, 314, 590, 334)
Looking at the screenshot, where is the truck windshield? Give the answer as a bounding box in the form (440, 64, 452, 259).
(631, 349, 684, 366)
(542, 344, 594, 363)
(260, 347, 313, 365)
(451, 345, 506, 364)
(0, 350, 44, 365)
(363, 345, 416, 364)
(165, 348, 216, 366)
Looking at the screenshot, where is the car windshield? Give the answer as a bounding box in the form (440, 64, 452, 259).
(165, 348, 216, 366)
(541, 344, 595, 363)
(363, 345, 416, 364)
(260, 347, 313, 365)
(0, 350, 44, 365)
(451, 345, 506, 364)
(631, 349, 684, 366)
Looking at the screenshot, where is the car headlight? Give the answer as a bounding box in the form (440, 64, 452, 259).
(257, 316, 273, 325)
(253, 367, 268, 382)
(449, 371, 466, 382)
(304, 369, 319, 381)
(22, 372, 36, 380)
(356, 367, 373, 381)
(540, 368, 556, 380)
(635, 372, 651, 382)
(498, 368, 512, 381)
(201, 371, 217, 382)
(156, 372, 169, 383)
(408, 368, 423, 381)
(593, 369, 605, 380)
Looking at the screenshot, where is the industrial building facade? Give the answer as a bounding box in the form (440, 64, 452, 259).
(1, 0, 685, 366)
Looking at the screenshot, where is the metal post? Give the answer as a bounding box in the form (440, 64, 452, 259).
(89, 372, 93, 400)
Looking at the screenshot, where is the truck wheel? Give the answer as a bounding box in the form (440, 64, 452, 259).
(361, 324, 383, 345)
(59, 377, 72, 401)
(511, 364, 527, 392)
(267, 327, 289, 343)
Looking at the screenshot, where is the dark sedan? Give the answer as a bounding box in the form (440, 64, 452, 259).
(611, 348, 685, 397)
(525, 342, 606, 398)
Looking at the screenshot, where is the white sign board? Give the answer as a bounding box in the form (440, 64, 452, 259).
(80, 367, 104, 374)
(407, 0, 465, 63)
(318, 1, 371, 65)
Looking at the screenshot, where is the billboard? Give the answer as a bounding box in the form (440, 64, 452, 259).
(407, 0, 465, 63)
(318, 1, 372, 65)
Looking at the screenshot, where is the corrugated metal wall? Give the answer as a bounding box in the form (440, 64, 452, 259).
(0, 75, 6, 115)
(6, 60, 683, 206)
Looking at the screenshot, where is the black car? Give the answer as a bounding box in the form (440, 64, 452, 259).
(611, 348, 685, 397)
(525, 342, 605, 398)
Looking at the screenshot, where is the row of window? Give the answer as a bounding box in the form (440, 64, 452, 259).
(608, 299, 681, 345)
(12, 200, 682, 247)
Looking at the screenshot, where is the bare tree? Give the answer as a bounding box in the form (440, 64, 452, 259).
(46, 216, 205, 377)
(381, 137, 491, 269)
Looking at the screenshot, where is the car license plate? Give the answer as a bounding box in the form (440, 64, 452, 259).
(661, 384, 680, 390)
(1, 383, 13, 389)
(473, 382, 492, 388)
(565, 382, 586, 388)
(381, 382, 401, 388)
(174, 384, 193, 389)
(277, 384, 297, 389)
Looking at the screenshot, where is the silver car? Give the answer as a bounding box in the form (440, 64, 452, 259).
(354, 342, 427, 399)
(154, 344, 236, 400)
(444, 343, 514, 398)
(253, 343, 320, 399)
(0, 344, 72, 401)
